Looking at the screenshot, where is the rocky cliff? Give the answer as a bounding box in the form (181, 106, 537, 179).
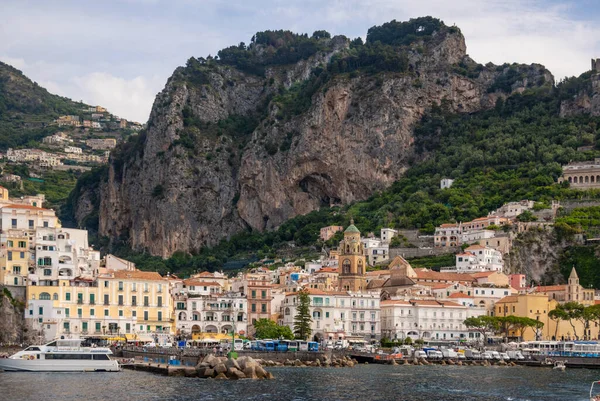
(73, 19, 553, 257)
(559, 67, 600, 117)
(0, 287, 32, 343)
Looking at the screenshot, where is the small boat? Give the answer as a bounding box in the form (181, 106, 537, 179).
(553, 361, 566, 371)
(590, 380, 600, 401)
(0, 338, 120, 372)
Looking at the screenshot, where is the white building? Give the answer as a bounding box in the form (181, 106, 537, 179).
(64, 146, 83, 154)
(453, 245, 504, 273)
(361, 238, 389, 266)
(281, 289, 381, 341)
(491, 200, 535, 219)
(174, 292, 248, 337)
(380, 228, 398, 243)
(460, 229, 495, 244)
(380, 299, 486, 341)
(440, 178, 455, 189)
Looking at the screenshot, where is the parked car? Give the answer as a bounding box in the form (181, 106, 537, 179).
(507, 351, 525, 360)
(499, 352, 510, 361)
(490, 351, 501, 360)
(464, 349, 481, 360)
(481, 351, 494, 360)
(414, 350, 428, 359)
(441, 349, 458, 359)
(427, 350, 443, 360)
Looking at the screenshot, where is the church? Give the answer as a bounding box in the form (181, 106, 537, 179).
(337, 220, 367, 291)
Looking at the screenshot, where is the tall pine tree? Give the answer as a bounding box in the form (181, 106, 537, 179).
(293, 289, 312, 340)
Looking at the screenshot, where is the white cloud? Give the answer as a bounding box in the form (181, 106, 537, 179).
(0, 0, 599, 122)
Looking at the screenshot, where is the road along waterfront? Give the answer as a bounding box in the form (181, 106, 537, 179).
(1, 364, 597, 401)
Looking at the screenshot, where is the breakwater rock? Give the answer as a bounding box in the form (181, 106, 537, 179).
(195, 355, 274, 380)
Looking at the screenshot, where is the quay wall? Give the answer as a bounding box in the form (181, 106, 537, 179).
(120, 347, 329, 367)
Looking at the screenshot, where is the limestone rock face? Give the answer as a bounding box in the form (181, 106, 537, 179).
(74, 27, 553, 257)
(560, 73, 600, 117)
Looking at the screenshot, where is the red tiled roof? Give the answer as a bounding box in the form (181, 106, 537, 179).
(112, 270, 164, 281)
(183, 279, 222, 287)
(534, 285, 566, 292)
(414, 269, 474, 282)
(448, 292, 473, 299)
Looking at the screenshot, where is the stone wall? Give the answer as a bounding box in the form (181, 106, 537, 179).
(390, 246, 458, 259)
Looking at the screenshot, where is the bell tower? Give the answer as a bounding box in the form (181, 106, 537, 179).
(337, 220, 367, 292)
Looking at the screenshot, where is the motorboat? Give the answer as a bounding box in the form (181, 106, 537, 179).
(552, 360, 566, 371)
(0, 338, 120, 372)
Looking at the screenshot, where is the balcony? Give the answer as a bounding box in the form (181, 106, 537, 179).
(77, 300, 83, 305)
(132, 302, 137, 307)
(89, 301, 95, 305)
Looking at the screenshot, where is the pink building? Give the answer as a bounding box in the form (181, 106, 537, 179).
(509, 274, 527, 290)
(320, 225, 344, 241)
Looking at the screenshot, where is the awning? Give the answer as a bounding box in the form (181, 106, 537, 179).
(125, 334, 154, 342)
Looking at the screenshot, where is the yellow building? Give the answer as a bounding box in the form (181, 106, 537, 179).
(495, 294, 588, 341)
(337, 220, 367, 292)
(0, 231, 30, 285)
(0, 186, 8, 201)
(26, 270, 173, 341)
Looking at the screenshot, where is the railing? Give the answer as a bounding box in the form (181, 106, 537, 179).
(77, 300, 83, 305)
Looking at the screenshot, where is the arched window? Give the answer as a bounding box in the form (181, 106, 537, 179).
(285, 307, 290, 315)
(53, 293, 58, 300)
(342, 259, 351, 274)
(580, 176, 584, 183)
(592, 176, 595, 183)
(39, 292, 51, 300)
(568, 177, 572, 183)
(357, 259, 364, 275)
(586, 176, 590, 183)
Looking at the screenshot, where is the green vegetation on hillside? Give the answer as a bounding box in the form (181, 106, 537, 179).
(0, 61, 88, 150)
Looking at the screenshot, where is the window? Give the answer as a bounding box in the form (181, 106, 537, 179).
(104, 294, 109, 305)
(104, 309, 109, 317)
(20, 252, 25, 259)
(7, 251, 12, 261)
(29, 220, 34, 229)
(251, 290, 256, 299)
(38, 306, 43, 315)
(44, 269, 52, 276)
(251, 303, 256, 312)
(261, 290, 266, 299)
(104, 281, 109, 288)
(144, 283, 149, 293)
(144, 296, 149, 307)
(53, 293, 58, 300)
(119, 310, 123, 317)
(325, 312, 330, 318)
(65, 308, 69, 317)
(261, 304, 267, 313)
(6, 240, 13, 247)
(90, 309, 95, 316)
(43, 221, 49, 228)
(89, 294, 95, 305)
(11, 219, 17, 228)
(63, 322, 70, 331)
(143, 311, 149, 321)
(158, 296, 162, 307)
(40, 292, 51, 300)
(118, 282, 123, 291)
(118, 295, 123, 306)
(82, 322, 88, 332)
(132, 311, 136, 318)
(158, 284, 162, 293)
(158, 311, 162, 321)
(12, 265, 20, 274)
(95, 322, 101, 333)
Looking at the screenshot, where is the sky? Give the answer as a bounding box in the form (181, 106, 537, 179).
(1, 0, 600, 123)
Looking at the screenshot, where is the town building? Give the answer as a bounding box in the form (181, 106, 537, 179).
(85, 138, 117, 150)
(532, 267, 595, 306)
(434, 223, 461, 248)
(380, 228, 398, 243)
(337, 221, 367, 291)
(26, 269, 172, 342)
(495, 294, 589, 341)
(559, 158, 600, 189)
(361, 237, 389, 266)
(281, 289, 380, 342)
(319, 225, 343, 241)
(440, 178, 454, 189)
(444, 245, 503, 274)
(245, 272, 273, 334)
(64, 146, 83, 154)
(380, 299, 485, 341)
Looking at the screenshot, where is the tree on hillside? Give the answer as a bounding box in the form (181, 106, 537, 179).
(293, 289, 312, 340)
(254, 318, 294, 340)
(464, 316, 499, 345)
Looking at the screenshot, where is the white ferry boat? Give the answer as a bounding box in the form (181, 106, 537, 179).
(0, 339, 120, 372)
